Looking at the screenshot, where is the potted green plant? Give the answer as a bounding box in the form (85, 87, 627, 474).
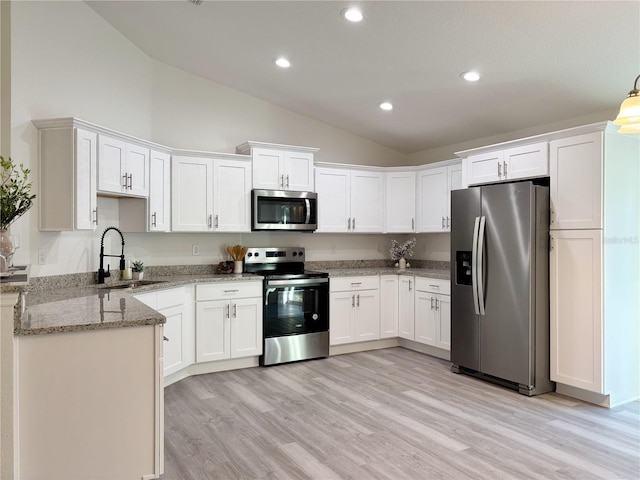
(1, 156, 36, 273)
(131, 260, 144, 280)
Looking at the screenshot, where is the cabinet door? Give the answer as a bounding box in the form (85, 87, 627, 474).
(415, 291, 437, 346)
(503, 142, 548, 181)
(283, 151, 314, 191)
(98, 135, 126, 194)
(125, 144, 150, 196)
(549, 132, 602, 230)
(315, 168, 350, 233)
(252, 148, 283, 190)
(417, 167, 447, 232)
(75, 129, 98, 230)
(550, 230, 603, 393)
(350, 170, 384, 232)
(436, 294, 451, 351)
(380, 275, 398, 338)
(160, 304, 186, 376)
(330, 291, 354, 345)
(149, 150, 171, 232)
(196, 299, 230, 362)
(385, 171, 416, 233)
(354, 290, 380, 342)
(230, 297, 262, 358)
(466, 150, 503, 185)
(213, 158, 251, 232)
(171, 156, 213, 232)
(398, 276, 415, 340)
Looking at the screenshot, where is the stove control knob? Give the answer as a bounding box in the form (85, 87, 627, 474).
(247, 252, 253, 257)
(292, 252, 297, 257)
(298, 251, 304, 256)
(255, 252, 260, 257)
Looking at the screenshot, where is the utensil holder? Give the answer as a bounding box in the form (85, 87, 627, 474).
(234, 261, 243, 274)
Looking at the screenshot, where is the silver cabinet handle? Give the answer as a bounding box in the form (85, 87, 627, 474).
(232, 303, 237, 318)
(446, 216, 450, 228)
(280, 174, 284, 188)
(550, 208, 554, 224)
(429, 284, 439, 289)
(225, 304, 230, 319)
(352, 218, 355, 230)
(223, 289, 239, 293)
(411, 218, 415, 230)
(152, 212, 157, 228)
(430, 297, 434, 310)
(208, 214, 212, 229)
(497, 162, 502, 178)
(93, 208, 99, 225)
(215, 214, 219, 228)
(128, 173, 133, 189)
(550, 235, 554, 252)
(357, 294, 360, 307)
(503, 161, 508, 177)
(435, 298, 439, 310)
(352, 295, 355, 307)
(163, 336, 169, 342)
(409, 280, 412, 292)
(122, 173, 128, 188)
(348, 218, 351, 230)
(350, 282, 362, 286)
(442, 216, 445, 229)
(286, 174, 290, 189)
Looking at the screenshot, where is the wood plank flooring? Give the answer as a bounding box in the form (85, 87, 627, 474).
(161, 348, 640, 479)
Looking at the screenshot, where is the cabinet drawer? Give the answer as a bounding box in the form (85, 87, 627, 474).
(196, 281, 262, 301)
(156, 287, 185, 310)
(330, 276, 379, 292)
(415, 277, 450, 295)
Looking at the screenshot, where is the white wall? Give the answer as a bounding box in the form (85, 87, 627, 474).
(9, 1, 409, 276)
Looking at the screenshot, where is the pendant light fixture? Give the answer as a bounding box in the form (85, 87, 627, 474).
(613, 74, 640, 133)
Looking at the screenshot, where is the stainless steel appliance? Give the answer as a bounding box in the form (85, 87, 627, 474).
(450, 180, 554, 395)
(244, 247, 329, 365)
(252, 189, 318, 231)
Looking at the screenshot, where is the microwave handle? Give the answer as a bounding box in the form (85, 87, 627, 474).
(305, 199, 311, 224)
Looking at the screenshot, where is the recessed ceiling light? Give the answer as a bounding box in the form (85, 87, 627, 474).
(461, 71, 481, 82)
(342, 7, 363, 22)
(379, 102, 393, 111)
(274, 57, 291, 68)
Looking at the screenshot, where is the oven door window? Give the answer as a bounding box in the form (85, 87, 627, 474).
(264, 285, 328, 337)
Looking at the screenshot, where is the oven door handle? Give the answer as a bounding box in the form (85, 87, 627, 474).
(266, 278, 329, 286)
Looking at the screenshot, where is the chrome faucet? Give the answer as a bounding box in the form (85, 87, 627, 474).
(98, 226, 126, 284)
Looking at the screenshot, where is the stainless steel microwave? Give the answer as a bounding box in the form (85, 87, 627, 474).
(252, 189, 317, 231)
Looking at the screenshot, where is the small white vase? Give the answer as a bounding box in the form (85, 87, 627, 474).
(133, 271, 144, 280)
(398, 257, 407, 269)
(0, 230, 15, 273)
(234, 261, 243, 274)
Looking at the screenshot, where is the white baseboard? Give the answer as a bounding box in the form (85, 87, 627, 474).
(555, 383, 611, 408)
(330, 338, 400, 356)
(398, 338, 450, 361)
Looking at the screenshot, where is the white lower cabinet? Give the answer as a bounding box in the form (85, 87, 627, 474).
(330, 276, 380, 345)
(379, 275, 399, 338)
(412, 278, 451, 351)
(135, 286, 194, 377)
(398, 276, 415, 340)
(195, 282, 263, 362)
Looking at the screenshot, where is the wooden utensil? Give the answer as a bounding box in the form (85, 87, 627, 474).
(241, 246, 248, 259)
(227, 246, 235, 260)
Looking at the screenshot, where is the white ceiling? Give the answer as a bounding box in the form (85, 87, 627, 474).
(88, 0, 640, 155)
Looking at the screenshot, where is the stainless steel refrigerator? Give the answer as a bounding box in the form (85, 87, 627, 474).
(450, 181, 554, 396)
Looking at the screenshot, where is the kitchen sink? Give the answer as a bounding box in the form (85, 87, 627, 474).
(98, 280, 168, 290)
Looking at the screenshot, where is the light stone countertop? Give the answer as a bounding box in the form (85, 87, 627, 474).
(13, 266, 450, 336)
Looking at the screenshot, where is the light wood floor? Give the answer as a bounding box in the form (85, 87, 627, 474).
(161, 347, 640, 480)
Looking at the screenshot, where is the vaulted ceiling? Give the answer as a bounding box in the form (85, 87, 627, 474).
(88, 1, 640, 154)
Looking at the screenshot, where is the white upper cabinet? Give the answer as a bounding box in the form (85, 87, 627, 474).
(98, 134, 150, 197)
(34, 121, 98, 231)
(465, 142, 548, 186)
(416, 162, 461, 233)
(148, 150, 171, 232)
(385, 170, 416, 233)
(171, 156, 214, 232)
(212, 156, 251, 232)
(550, 132, 603, 230)
(315, 167, 384, 233)
(237, 141, 318, 191)
(172, 154, 251, 232)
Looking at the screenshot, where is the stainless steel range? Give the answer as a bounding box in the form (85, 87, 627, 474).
(244, 247, 329, 366)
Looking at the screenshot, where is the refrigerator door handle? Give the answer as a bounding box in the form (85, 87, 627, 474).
(477, 215, 486, 316)
(471, 216, 480, 315)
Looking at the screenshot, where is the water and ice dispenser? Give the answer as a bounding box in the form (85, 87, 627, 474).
(455, 251, 472, 286)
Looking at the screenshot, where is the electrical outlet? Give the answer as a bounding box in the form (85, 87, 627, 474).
(38, 248, 47, 265)
(192, 244, 200, 256)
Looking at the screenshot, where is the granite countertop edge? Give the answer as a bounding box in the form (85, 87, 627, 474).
(14, 267, 449, 336)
